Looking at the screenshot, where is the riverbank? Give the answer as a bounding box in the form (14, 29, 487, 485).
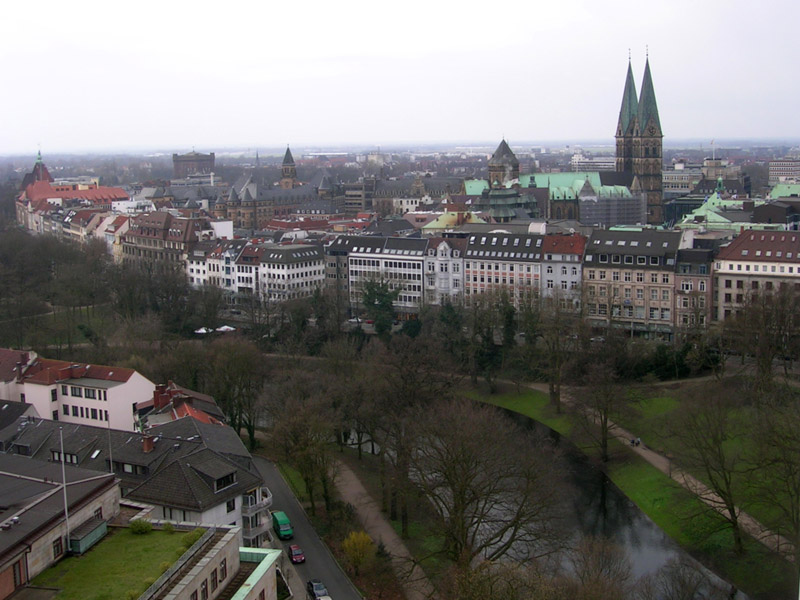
(477, 381, 795, 599)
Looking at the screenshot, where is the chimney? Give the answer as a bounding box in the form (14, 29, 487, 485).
(153, 384, 170, 410)
(15, 362, 23, 383)
(142, 435, 154, 453)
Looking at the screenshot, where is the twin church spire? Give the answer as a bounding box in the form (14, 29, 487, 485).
(615, 55, 663, 225)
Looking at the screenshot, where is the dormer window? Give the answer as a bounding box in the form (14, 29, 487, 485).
(216, 472, 236, 492)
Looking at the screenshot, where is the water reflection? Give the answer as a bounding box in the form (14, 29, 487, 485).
(499, 408, 742, 596)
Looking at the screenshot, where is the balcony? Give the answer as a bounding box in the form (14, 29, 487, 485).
(241, 487, 273, 517)
(242, 520, 271, 540)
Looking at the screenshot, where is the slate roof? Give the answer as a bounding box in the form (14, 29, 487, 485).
(282, 147, 295, 166)
(716, 230, 800, 263)
(584, 229, 681, 268)
(364, 219, 416, 236)
(465, 232, 545, 262)
(126, 447, 260, 512)
(0, 454, 116, 561)
(488, 140, 519, 168)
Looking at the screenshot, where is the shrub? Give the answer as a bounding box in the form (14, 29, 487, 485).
(159, 561, 172, 574)
(162, 522, 175, 534)
(181, 527, 205, 548)
(143, 577, 155, 588)
(125, 591, 138, 600)
(129, 519, 153, 535)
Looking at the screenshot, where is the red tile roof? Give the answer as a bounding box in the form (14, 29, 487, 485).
(24, 181, 128, 204)
(22, 358, 135, 386)
(543, 233, 587, 256)
(0, 349, 31, 383)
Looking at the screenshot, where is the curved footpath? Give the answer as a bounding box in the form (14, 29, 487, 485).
(523, 381, 795, 562)
(335, 461, 439, 600)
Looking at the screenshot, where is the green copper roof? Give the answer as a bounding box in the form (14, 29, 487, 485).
(464, 179, 489, 195)
(637, 58, 661, 133)
(770, 183, 800, 199)
(616, 61, 639, 136)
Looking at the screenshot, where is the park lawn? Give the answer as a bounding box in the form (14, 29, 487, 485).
(32, 527, 187, 600)
(473, 385, 796, 598)
(615, 384, 788, 537)
(470, 388, 573, 436)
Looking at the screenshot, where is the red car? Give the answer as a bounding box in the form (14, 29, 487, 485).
(289, 544, 305, 564)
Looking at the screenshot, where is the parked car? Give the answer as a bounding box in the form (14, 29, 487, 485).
(289, 544, 305, 564)
(307, 579, 329, 598)
(272, 511, 293, 540)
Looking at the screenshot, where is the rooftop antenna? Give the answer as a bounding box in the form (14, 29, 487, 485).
(628, 48, 631, 62)
(646, 44, 649, 59)
(711, 139, 716, 160)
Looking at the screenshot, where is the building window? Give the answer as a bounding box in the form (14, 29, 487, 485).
(72, 406, 78, 417)
(220, 559, 227, 580)
(53, 537, 63, 559)
(70, 387, 82, 398)
(94, 508, 103, 519)
(190, 592, 198, 600)
(51, 389, 57, 402)
(226, 498, 236, 513)
(210, 570, 218, 592)
(61, 385, 68, 395)
(63, 405, 69, 416)
(201, 580, 208, 600)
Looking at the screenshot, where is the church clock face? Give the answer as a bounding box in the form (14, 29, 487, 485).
(647, 126, 656, 135)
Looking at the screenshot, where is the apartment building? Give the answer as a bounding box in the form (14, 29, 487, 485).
(713, 230, 800, 321)
(423, 238, 467, 305)
(348, 237, 427, 313)
(463, 232, 544, 307)
(583, 229, 682, 340)
(257, 245, 325, 303)
(674, 248, 714, 331)
(541, 233, 586, 307)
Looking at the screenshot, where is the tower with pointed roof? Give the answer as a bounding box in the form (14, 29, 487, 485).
(280, 146, 298, 190)
(488, 139, 520, 189)
(615, 55, 663, 225)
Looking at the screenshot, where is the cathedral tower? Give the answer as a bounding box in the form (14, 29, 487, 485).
(615, 56, 663, 225)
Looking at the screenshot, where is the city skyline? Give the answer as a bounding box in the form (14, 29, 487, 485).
(2, 0, 798, 154)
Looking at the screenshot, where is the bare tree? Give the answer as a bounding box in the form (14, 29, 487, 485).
(410, 398, 566, 568)
(561, 537, 633, 600)
(670, 390, 750, 554)
(574, 361, 625, 463)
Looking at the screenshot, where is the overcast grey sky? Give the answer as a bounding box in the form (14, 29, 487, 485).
(2, 0, 797, 154)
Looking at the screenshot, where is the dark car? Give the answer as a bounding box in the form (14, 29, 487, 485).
(289, 544, 305, 564)
(307, 578, 328, 598)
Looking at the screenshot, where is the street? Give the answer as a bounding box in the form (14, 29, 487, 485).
(253, 456, 362, 600)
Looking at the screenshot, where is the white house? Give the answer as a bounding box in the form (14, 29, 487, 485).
(8, 355, 155, 432)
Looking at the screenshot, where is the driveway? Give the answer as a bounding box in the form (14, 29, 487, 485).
(253, 456, 362, 600)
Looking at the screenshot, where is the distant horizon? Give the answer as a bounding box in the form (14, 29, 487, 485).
(3, 137, 800, 161)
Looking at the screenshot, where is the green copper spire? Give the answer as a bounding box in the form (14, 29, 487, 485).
(637, 57, 661, 134)
(616, 60, 639, 136)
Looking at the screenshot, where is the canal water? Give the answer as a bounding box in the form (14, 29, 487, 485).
(500, 408, 745, 597)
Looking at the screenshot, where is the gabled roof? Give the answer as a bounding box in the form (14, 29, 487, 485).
(20, 358, 136, 386)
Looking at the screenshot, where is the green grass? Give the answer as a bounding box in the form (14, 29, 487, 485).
(468, 387, 573, 435)
(277, 462, 308, 501)
(471, 384, 796, 599)
(32, 527, 188, 600)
